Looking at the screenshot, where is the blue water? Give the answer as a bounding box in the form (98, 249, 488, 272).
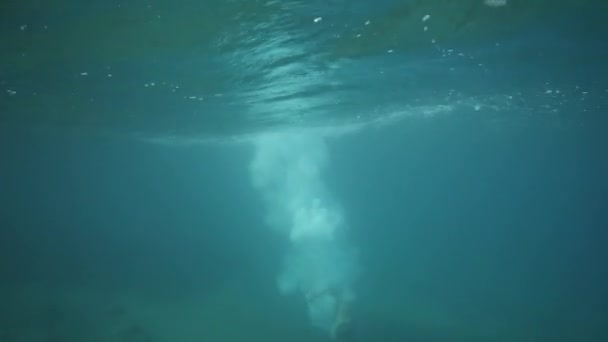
(1, 1, 607, 341)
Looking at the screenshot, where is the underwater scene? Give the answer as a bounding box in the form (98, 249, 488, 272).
(1, 1, 607, 341)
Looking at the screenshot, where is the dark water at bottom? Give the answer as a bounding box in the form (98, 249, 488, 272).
(0, 111, 607, 341)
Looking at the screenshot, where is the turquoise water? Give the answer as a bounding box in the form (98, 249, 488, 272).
(1, 1, 607, 341)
